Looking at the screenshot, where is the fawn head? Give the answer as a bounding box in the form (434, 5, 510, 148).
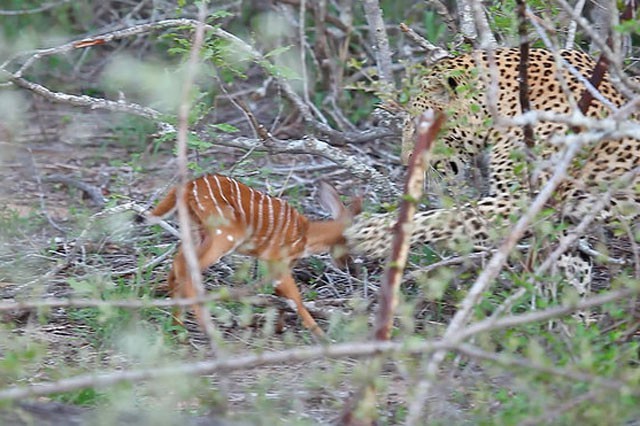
(306, 182, 362, 267)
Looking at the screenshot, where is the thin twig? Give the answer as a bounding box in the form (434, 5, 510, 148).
(2, 294, 638, 403)
(0, 0, 71, 16)
(43, 174, 107, 207)
(459, 287, 637, 340)
(172, 4, 219, 350)
(0, 291, 249, 312)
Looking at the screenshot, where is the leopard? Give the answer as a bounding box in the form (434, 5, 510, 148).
(346, 48, 640, 287)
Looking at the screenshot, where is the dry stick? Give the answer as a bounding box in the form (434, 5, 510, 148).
(1, 285, 635, 402)
(5, 73, 169, 129)
(4, 68, 393, 200)
(0, 340, 443, 402)
(43, 174, 106, 207)
(551, 0, 640, 99)
(525, 9, 619, 113)
(405, 138, 584, 425)
(361, 0, 395, 97)
(468, 0, 499, 124)
(375, 112, 445, 341)
(565, 0, 587, 49)
(2, 17, 390, 147)
(338, 112, 445, 426)
(2, 286, 636, 403)
(504, 109, 640, 139)
(173, 5, 219, 351)
(516, 0, 534, 149)
(398, 23, 451, 66)
(456, 0, 478, 42)
(535, 167, 639, 278)
(0, 293, 324, 325)
(576, 0, 637, 116)
(493, 168, 638, 311)
(0, 291, 250, 312)
(220, 136, 400, 200)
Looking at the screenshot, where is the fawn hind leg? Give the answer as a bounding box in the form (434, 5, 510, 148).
(268, 262, 325, 339)
(169, 229, 240, 330)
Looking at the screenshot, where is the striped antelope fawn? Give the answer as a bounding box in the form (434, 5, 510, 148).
(147, 174, 361, 338)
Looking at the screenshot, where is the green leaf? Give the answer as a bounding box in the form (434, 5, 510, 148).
(210, 123, 239, 133)
(264, 45, 292, 59)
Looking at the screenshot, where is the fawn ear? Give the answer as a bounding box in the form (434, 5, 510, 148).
(317, 182, 346, 219)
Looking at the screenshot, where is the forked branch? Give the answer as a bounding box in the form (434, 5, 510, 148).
(339, 111, 445, 425)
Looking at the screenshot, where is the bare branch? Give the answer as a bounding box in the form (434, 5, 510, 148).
(2, 73, 170, 131)
(455, 343, 632, 392)
(362, 0, 395, 96)
(406, 136, 584, 424)
(0, 292, 247, 313)
(374, 111, 444, 341)
(460, 287, 638, 340)
(2, 286, 637, 403)
(399, 23, 451, 65)
(565, 0, 587, 49)
(516, 0, 534, 148)
(173, 5, 220, 348)
(339, 111, 445, 426)
(217, 136, 400, 200)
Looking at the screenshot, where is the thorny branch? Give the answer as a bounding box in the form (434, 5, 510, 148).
(339, 111, 444, 425)
(406, 132, 587, 424)
(1, 284, 636, 402)
(374, 112, 445, 341)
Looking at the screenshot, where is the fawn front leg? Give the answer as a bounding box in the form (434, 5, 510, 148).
(170, 230, 238, 330)
(268, 263, 325, 339)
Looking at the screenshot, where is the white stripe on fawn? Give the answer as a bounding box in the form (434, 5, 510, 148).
(192, 181, 205, 211)
(256, 190, 264, 242)
(291, 215, 304, 251)
(203, 175, 224, 216)
(212, 175, 230, 205)
(248, 186, 257, 234)
(229, 177, 247, 224)
(264, 195, 275, 243)
(274, 201, 289, 247)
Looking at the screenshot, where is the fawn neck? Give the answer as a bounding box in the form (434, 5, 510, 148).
(305, 219, 348, 254)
